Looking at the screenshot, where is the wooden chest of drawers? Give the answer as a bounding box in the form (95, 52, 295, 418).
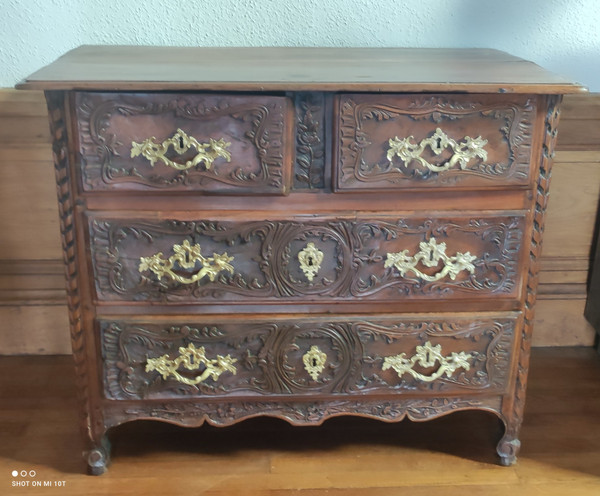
(19, 46, 583, 474)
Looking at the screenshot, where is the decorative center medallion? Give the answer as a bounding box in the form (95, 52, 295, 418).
(302, 345, 327, 381)
(297, 242, 324, 282)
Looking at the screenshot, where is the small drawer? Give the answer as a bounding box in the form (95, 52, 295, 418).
(100, 313, 518, 400)
(90, 212, 526, 304)
(335, 93, 537, 191)
(74, 92, 293, 194)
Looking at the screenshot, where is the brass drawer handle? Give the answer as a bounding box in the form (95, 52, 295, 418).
(383, 341, 472, 382)
(131, 128, 231, 171)
(139, 239, 234, 285)
(385, 237, 477, 282)
(387, 128, 487, 172)
(146, 343, 237, 386)
(298, 242, 324, 282)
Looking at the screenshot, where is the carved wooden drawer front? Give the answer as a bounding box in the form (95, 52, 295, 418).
(74, 92, 293, 194)
(101, 314, 518, 401)
(90, 213, 526, 304)
(335, 94, 537, 191)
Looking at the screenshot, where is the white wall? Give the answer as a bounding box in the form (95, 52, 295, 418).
(2, 0, 599, 90)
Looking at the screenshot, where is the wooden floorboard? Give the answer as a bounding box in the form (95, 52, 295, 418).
(0, 347, 599, 494)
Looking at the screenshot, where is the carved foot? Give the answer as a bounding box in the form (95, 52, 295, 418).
(497, 434, 520, 466)
(86, 436, 111, 475)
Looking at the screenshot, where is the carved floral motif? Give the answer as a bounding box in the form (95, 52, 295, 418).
(497, 95, 564, 466)
(294, 93, 325, 189)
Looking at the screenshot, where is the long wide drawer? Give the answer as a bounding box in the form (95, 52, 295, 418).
(74, 92, 293, 194)
(100, 313, 519, 400)
(89, 212, 527, 304)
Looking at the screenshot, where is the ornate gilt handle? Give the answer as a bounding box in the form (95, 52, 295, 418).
(131, 128, 231, 171)
(384, 237, 477, 282)
(387, 128, 487, 172)
(382, 341, 472, 383)
(139, 239, 234, 285)
(146, 343, 237, 386)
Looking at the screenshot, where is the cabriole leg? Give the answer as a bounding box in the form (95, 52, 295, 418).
(86, 435, 111, 475)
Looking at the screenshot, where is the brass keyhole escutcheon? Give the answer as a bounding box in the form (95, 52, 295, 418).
(303, 346, 327, 381)
(298, 243, 323, 282)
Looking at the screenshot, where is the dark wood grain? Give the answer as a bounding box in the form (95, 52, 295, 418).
(18, 46, 585, 94)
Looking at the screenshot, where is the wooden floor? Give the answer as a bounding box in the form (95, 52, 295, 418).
(1, 347, 599, 495)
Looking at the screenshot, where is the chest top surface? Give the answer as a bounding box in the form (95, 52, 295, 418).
(18, 45, 585, 94)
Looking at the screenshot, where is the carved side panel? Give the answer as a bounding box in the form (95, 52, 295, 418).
(90, 215, 525, 303)
(75, 92, 292, 194)
(101, 315, 516, 400)
(336, 94, 535, 190)
(45, 91, 101, 452)
(498, 95, 563, 464)
(294, 93, 326, 189)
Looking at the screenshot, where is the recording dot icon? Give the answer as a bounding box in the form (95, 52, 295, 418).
(12, 470, 18, 477)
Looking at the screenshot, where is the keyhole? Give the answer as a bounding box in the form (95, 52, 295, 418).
(179, 136, 185, 149)
(307, 256, 313, 266)
(435, 137, 442, 150)
(312, 358, 318, 367)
